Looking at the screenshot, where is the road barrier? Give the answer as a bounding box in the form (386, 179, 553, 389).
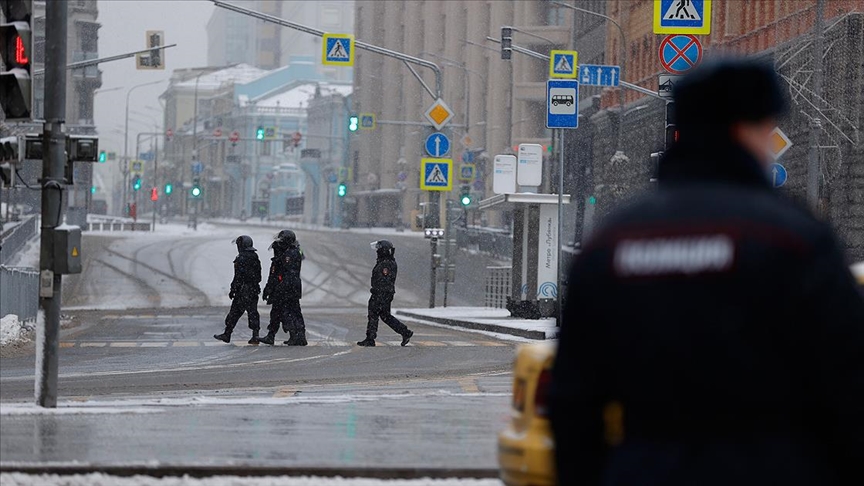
(0, 265, 39, 321)
(85, 221, 151, 231)
(0, 215, 38, 265)
(485, 265, 512, 309)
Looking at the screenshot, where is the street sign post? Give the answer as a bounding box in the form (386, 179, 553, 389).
(654, 0, 712, 35)
(769, 162, 788, 188)
(322, 33, 354, 66)
(191, 161, 203, 175)
(459, 163, 475, 182)
(579, 64, 620, 87)
(360, 113, 376, 130)
(659, 34, 703, 74)
(420, 158, 452, 191)
(546, 79, 579, 129)
(549, 50, 578, 79)
(424, 98, 454, 131)
(658, 73, 683, 98)
(424, 132, 451, 158)
(769, 127, 793, 160)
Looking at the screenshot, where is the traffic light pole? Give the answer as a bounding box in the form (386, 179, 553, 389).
(36, 0, 67, 408)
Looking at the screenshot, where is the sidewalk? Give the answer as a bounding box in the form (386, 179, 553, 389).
(209, 218, 426, 239)
(396, 307, 558, 341)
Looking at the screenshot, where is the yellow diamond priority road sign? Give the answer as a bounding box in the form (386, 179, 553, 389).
(424, 98, 454, 131)
(769, 127, 792, 160)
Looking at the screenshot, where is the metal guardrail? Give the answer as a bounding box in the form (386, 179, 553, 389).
(85, 222, 151, 231)
(0, 265, 39, 321)
(485, 266, 511, 309)
(0, 216, 38, 265)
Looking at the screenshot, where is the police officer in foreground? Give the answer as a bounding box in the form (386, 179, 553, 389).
(357, 240, 413, 347)
(260, 230, 307, 346)
(214, 235, 261, 344)
(550, 59, 864, 486)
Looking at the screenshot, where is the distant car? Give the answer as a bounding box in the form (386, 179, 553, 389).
(498, 342, 556, 486)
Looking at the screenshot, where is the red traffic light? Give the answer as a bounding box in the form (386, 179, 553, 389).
(150, 187, 158, 201)
(14, 34, 27, 65)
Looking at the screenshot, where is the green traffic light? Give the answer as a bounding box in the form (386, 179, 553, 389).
(461, 195, 471, 206)
(588, 195, 597, 205)
(191, 186, 202, 198)
(256, 127, 265, 140)
(133, 178, 141, 191)
(164, 183, 173, 195)
(337, 183, 347, 197)
(98, 151, 106, 163)
(90, 186, 97, 194)
(348, 116, 359, 132)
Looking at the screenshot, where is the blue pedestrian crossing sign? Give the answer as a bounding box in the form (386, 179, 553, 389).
(549, 50, 578, 79)
(579, 64, 621, 87)
(769, 163, 787, 188)
(360, 113, 376, 130)
(322, 33, 354, 66)
(425, 132, 451, 157)
(654, 0, 712, 35)
(546, 79, 579, 129)
(459, 164, 475, 182)
(420, 158, 452, 191)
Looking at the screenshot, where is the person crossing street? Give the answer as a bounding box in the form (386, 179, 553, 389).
(260, 230, 307, 346)
(214, 235, 262, 344)
(357, 240, 413, 347)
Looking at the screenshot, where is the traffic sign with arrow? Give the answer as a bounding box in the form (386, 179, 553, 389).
(425, 132, 451, 158)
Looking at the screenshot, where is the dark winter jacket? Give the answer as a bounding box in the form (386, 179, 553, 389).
(263, 245, 303, 302)
(230, 250, 261, 298)
(371, 256, 397, 295)
(550, 138, 864, 486)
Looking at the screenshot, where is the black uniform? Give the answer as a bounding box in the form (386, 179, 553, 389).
(262, 242, 306, 344)
(363, 248, 411, 343)
(549, 61, 864, 486)
(216, 236, 261, 343)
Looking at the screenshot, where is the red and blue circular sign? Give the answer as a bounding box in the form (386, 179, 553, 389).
(659, 34, 703, 74)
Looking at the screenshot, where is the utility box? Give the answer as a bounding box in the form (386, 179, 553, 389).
(53, 225, 82, 274)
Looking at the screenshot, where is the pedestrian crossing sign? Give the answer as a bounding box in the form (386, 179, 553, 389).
(322, 33, 354, 66)
(420, 158, 453, 191)
(654, 0, 711, 35)
(549, 50, 578, 79)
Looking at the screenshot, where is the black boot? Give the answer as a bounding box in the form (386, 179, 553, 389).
(258, 333, 275, 345)
(248, 330, 260, 345)
(291, 330, 307, 346)
(356, 338, 375, 347)
(214, 331, 231, 343)
(283, 331, 296, 346)
(400, 329, 413, 347)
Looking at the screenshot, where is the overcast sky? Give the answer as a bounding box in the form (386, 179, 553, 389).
(94, 0, 214, 157)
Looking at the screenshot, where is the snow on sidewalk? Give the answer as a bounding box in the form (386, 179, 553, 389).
(0, 314, 36, 348)
(396, 307, 558, 341)
(0, 473, 503, 486)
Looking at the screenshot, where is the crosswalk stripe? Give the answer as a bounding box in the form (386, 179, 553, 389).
(80, 342, 106, 348)
(477, 340, 508, 347)
(60, 339, 511, 348)
(109, 342, 137, 347)
(140, 342, 169, 347)
(414, 340, 446, 346)
(59, 342, 75, 348)
(172, 341, 200, 347)
(445, 341, 477, 347)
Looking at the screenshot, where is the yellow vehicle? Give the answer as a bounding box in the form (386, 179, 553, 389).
(498, 342, 557, 486)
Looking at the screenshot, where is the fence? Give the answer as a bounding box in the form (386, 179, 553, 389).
(85, 221, 151, 231)
(0, 265, 39, 321)
(485, 266, 511, 309)
(0, 215, 37, 265)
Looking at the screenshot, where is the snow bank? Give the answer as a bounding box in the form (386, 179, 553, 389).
(0, 473, 502, 486)
(0, 314, 35, 347)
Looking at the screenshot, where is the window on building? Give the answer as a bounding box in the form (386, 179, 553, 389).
(725, 1, 742, 36)
(544, 1, 566, 26)
(322, 6, 341, 27)
(78, 22, 98, 52)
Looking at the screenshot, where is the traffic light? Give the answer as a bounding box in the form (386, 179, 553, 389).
(588, 195, 597, 205)
(132, 176, 142, 191)
(0, 0, 33, 120)
(150, 187, 158, 201)
(348, 115, 359, 132)
(90, 186, 97, 194)
(459, 184, 472, 206)
(98, 150, 107, 163)
(501, 26, 512, 60)
(0, 136, 19, 162)
(256, 126, 265, 140)
(191, 177, 202, 198)
(337, 182, 347, 197)
(664, 101, 677, 150)
(164, 182, 173, 195)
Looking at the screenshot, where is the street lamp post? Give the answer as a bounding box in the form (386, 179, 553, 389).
(124, 80, 163, 215)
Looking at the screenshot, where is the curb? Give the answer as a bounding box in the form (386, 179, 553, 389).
(0, 464, 499, 479)
(396, 310, 552, 340)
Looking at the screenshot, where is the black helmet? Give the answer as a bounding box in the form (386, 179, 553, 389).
(371, 239, 395, 258)
(234, 235, 255, 252)
(270, 229, 297, 251)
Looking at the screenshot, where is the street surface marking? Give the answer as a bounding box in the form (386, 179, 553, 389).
(445, 341, 477, 347)
(59, 342, 75, 348)
(80, 342, 106, 348)
(60, 339, 510, 348)
(140, 342, 170, 347)
(458, 378, 481, 393)
(477, 340, 508, 347)
(172, 341, 200, 347)
(109, 342, 137, 347)
(272, 387, 297, 398)
(414, 340, 446, 346)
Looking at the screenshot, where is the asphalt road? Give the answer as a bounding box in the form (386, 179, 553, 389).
(0, 223, 516, 470)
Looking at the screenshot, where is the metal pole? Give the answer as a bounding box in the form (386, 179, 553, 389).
(124, 80, 162, 211)
(36, 0, 67, 408)
(556, 129, 565, 327)
(33, 44, 178, 76)
(443, 200, 451, 307)
(152, 134, 158, 231)
(429, 237, 438, 308)
(807, 0, 825, 211)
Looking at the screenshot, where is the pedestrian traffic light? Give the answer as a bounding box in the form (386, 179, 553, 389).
(90, 185, 97, 194)
(132, 176, 142, 191)
(256, 126, 265, 140)
(501, 26, 512, 60)
(191, 178, 202, 198)
(150, 187, 158, 201)
(0, 136, 19, 162)
(164, 182, 173, 195)
(98, 150, 107, 163)
(0, 0, 34, 120)
(337, 182, 347, 197)
(664, 101, 677, 150)
(348, 115, 359, 132)
(459, 184, 472, 206)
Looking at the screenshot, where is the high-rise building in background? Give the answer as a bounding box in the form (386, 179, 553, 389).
(207, 0, 354, 78)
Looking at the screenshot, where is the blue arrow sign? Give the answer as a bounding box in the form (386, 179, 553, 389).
(546, 80, 579, 129)
(579, 64, 620, 87)
(769, 163, 787, 188)
(425, 132, 451, 157)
